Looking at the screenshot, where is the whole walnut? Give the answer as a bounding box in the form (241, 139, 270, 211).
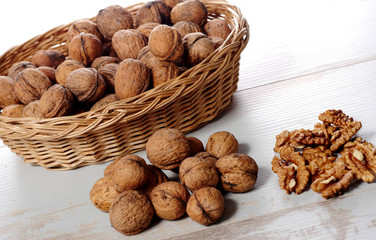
(39, 84, 74, 118)
(215, 153, 258, 193)
(136, 22, 160, 39)
(171, 0, 208, 26)
(135, 1, 171, 27)
(68, 33, 103, 66)
(206, 131, 239, 158)
(115, 59, 150, 100)
(179, 156, 219, 191)
(146, 128, 191, 170)
(104, 158, 121, 177)
(67, 19, 103, 47)
(194, 151, 217, 165)
(91, 56, 120, 70)
(98, 63, 118, 92)
(139, 164, 169, 197)
(210, 36, 225, 49)
(137, 46, 160, 70)
(183, 32, 215, 66)
(160, 0, 183, 9)
(187, 136, 204, 156)
(7, 61, 36, 80)
(37, 66, 56, 84)
(65, 68, 106, 104)
(90, 94, 119, 111)
(22, 100, 44, 118)
(1, 104, 25, 118)
(112, 29, 147, 60)
(109, 190, 154, 236)
(0, 76, 20, 109)
(152, 60, 179, 87)
(204, 18, 232, 40)
(55, 60, 85, 86)
(90, 176, 119, 212)
(150, 181, 190, 220)
(173, 21, 203, 38)
(111, 155, 148, 192)
(31, 50, 65, 69)
(14, 68, 52, 105)
(96, 5, 134, 39)
(148, 25, 184, 62)
(186, 187, 224, 225)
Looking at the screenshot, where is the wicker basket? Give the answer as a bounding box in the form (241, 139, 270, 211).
(0, 0, 249, 170)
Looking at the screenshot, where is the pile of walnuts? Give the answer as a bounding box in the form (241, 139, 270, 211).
(272, 109, 376, 199)
(90, 128, 258, 236)
(0, 0, 232, 118)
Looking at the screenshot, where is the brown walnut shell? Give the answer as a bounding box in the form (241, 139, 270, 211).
(171, 0, 208, 26)
(39, 84, 74, 118)
(135, 1, 171, 27)
(160, 0, 183, 9)
(96, 5, 134, 39)
(37, 66, 56, 84)
(112, 29, 147, 60)
(7, 61, 36, 80)
(136, 22, 160, 39)
(173, 21, 203, 38)
(183, 32, 215, 66)
(137, 46, 160, 70)
(187, 136, 205, 156)
(139, 164, 169, 197)
(91, 56, 120, 70)
(1, 104, 25, 118)
(55, 60, 85, 86)
(152, 60, 179, 87)
(205, 131, 239, 158)
(90, 94, 119, 111)
(22, 100, 44, 118)
(31, 50, 65, 69)
(67, 19, 103, 46)
(68, 33, 103, 67)
(148, 25, 184, 61)
(98, 63, 118, 92)
(204, 18, 231, 40)
(89, 176, 119, 212)
(0, 76, 20, 109)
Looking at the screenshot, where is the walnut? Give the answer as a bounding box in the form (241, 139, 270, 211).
(302, 146, 336, 178)
(102, 42, 118, 57)
(311, 160, 355, 199)
(7, 61, 36, 80)
(171, 0, 208, 26)
(89, 176, 119, 212)
(173, 21, 203, 38)
(1, 104, 25, 118)
(186, 187, 224, 225)
(137, 46, 160, 70)
(91, 56, 120, 70)
(31, 50, 65, 69)
(65, 68, 106, 104)
(205, 131, 238, 158)
(146, 128, 191, 170)
(104, 158, 121, 177)
(14, 68, 52, 105)
(135, 1, 171, 27)
(109, 190, 154, 236)
(139, 164, 169, 197)
(68, 33, 103, 67)
(67, 19, 103, 47)
(187, 136, 204, 156)
(210, 36, 225, 49)
(111, 155, 148, 192)
(98, 63, 118, 92)
(136, 22, 160, 39)
(179, 156, 219, 191)
(112, 29, 147, 60)
(216, 153, 258, 193)
(150, 181, 190, 220)
(55, 60, 85, 86)
(37, 66, 56, 84)
(0, 76, 20, 109)
(90, 93, 119, 111)
(194, 152, 217, 165)
(39, 84, 74, 118)
(96, 5, 134, 39)
(289, 128, 330, 148)
(152, 60, 179, 87)
(148, 25, 184, 62)
(204, 18, 231, 40)
(160, 0, 183, 9)
(183, 32, 215, 66)
(114, 59, 150, 100)
(22, 100, 44, 118)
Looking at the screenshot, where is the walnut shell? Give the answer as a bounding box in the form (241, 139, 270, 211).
(137, 46, 160, 70)
(104, 158, 121, 177)
(135, 1, 171, 27)
(210, 36, 225, 49)
(7, 61, 36, 80)
(39, 84, 74, 118)
(14, 68, 52, 105)
(65, 68, 106, 104)
(98, 63, 118, 92)
(136, 22, 160, 39)
(160, 0, 183, 9)
(91, 93, 119, 111)
(0, 76, 20, 109)
(186, 187, 224, 225)
(68, 33, 103, 67)
(1, 104, 25, 118)
(194, 151, 217, 165)
(112, 29, 147, 60)
(187, 136, 204, 156)
(204, 18, 231, 40)
(96, 5, 134, 39)
(215, 153, 258, 193)
(150, 181, 190, 220)
(146, 128, 191, 170)
(91, 56, 120, 70)
(112, 155, 148, 192)
(171, 0, 208, 26)
(67, 19, 103, 47)
(22, 100, 44, 118)
(37, 66, 56, 84)
(183, 32, 215, 66)
(55, 60, 85, 86)
(115, 59, 150, 99)
(152, 60, 179, 87)
(31, 50, 65, 69)
(173, 21, 203, 38)
(206, 131, 239, 158)
(90, 176, 119, 212)
(139, 164, 169, 197)
(179, 156, 219, 191)
(109, 190, 154, 236)
(148, 25, 184, 61)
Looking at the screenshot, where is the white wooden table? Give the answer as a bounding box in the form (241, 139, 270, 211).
(1, 0, 376, 239)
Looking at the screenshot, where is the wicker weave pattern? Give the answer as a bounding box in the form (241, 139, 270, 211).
(0, 0, 249, 170)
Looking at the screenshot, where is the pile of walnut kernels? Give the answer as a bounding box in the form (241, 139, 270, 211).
(0, 0, 231, 118)
(272, 109, 376, 199)
(90, 128, 258, 236)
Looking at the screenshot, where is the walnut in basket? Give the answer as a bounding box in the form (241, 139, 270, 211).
(0, 76, 20, 109)
(90, 94, 119, 111)
(55, 60, 85, 86)
(206, 131, 239, 158)
(22, 100, 44, 118)
(136, 22, 160, 39)
(91, 56, 120, 70)
(135, 1, 171, 27)
(152, 60, 179, 87)
(37, 66, 56, 84)
(31, 50, 65, 69)
(68, 33, 103, 67)
(67, 19, 104, 47)
(137, 46, 160, 70)
(183, 32, 215, 66)
(96, 5, 134, 39)
(98, 63, 118, 92)
(204, 18, 232, 40)
(112, 29, 147, 60)
(39, 84, 74, 118)
(171, 0, 208, 26)
(173, 21, 203, 38)
(7, 61, 36, 80)
(1, 104, 25, 118)
(160, 0, 183, 9)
